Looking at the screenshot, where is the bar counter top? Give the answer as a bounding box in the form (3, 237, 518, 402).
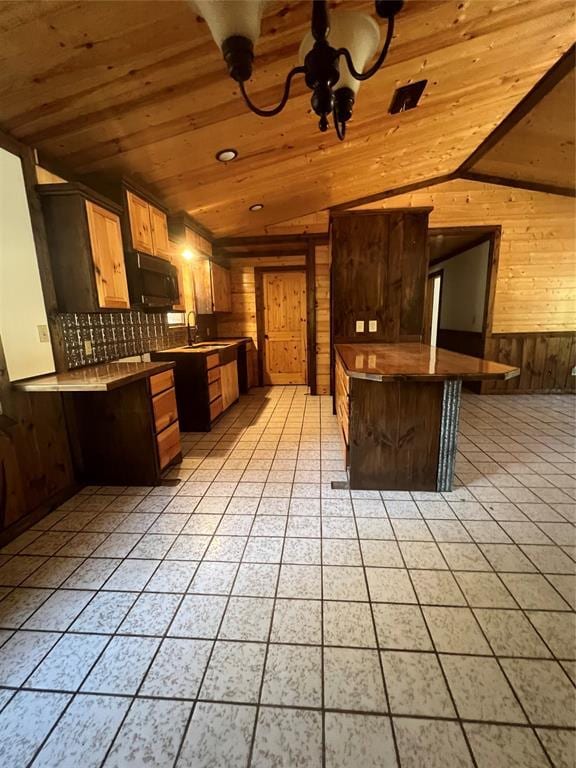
(335, 343, 520, 382)
(13, 361, 175, 393)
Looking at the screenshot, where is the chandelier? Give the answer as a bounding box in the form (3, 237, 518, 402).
(193, 0, 404, 140)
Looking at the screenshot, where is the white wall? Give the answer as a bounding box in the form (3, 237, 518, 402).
(438, 241, 490, 332)
(0, 148, 55, 380)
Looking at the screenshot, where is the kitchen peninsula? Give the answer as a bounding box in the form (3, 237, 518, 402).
(335, 343, 519, 491)
(15, 361, 181, 485)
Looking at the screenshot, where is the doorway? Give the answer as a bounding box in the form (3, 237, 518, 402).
(425, 227, 499, 358)
(255, 267, 307, 385)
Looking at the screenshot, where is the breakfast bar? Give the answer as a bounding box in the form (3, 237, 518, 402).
(335, 343, 520, 492)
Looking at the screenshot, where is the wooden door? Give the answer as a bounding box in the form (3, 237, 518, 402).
(126, 191, 153, 253)
(261, 270, 307, 385)
(85, 201, 130, 309)
(212, 263, 232, 312)
(220, 360, 239, 409)
(149, 205, 171, 260)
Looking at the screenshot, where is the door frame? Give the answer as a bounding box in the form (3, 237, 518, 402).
(254, 265, 311, 387)
(423, 269, 444, 346)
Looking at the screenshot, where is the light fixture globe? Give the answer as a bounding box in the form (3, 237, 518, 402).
(192, 0, 267, 81)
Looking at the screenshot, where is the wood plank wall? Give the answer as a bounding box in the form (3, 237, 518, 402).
(356, 179, 576, 334)
(218, 250, 331, 394)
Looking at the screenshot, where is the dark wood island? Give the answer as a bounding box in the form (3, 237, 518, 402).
(335, 343, 520, 492)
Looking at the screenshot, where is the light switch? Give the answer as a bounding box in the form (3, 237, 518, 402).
(369, 320, 377, 333)
(37, 325, 50, 343)
(84, 340, 93, 356)
(355, 320, 365, 333)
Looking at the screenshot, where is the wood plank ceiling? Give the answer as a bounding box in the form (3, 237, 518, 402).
(0, 0, 574, 235)
(467, 67, 575, 191)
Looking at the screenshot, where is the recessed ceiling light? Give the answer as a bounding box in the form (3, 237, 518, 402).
(216, 148, 238, 162)
(249, 203, 264, 212)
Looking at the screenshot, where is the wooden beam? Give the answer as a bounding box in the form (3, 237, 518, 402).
(306, 241, 317, 396)
(459, 45, 576, 172)
(459, 170, 576, 198)
(329, 173, 458, 212)
(216, 247, 309, 258)
(214, 233, 329, 248)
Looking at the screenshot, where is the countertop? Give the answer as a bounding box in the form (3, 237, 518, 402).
(335, 343, 520, 382)
(153, 338, 251, 356)
(13, 361, 175, 393)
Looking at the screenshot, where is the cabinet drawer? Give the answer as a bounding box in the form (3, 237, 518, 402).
(156, 420, 181, 470)
(207, 366, 221, 384)
(206, 353, 220, 371)
(152, 387, 178, 433)
(209, 396, 223, 422)
(208, 379, 221, 403)
(150, 369, 174, 396)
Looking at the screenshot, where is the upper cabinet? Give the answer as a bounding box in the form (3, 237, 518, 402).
(211, 262, 232, 313)
(39, 183, 130, 312)
(85, 201, 130, 309)
(125, 189, 170, 260)
(126, 190, 153, 253)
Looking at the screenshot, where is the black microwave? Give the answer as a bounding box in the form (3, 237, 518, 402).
(125, 251, 179, 311)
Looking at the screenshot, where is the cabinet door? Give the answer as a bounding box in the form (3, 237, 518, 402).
(149, 205, 171, 260)
(126, 190, 153, 253)
(85, 201, 130, 309)
(193, 257, 213, 314)
(212, 262, 232, 312)
(220, 360, 239, 411)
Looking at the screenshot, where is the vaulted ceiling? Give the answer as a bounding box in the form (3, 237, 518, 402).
(0, 0, 574, 235)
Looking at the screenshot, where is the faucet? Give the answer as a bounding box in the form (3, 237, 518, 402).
(186, 310, 199, 346)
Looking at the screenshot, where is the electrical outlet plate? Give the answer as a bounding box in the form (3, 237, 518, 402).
(369, 320, 377, 332)
(84, 340, 93, 356)
(355, 320, 365, 333)
(37, 325, 50, 343)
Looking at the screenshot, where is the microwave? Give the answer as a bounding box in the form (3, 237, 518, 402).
(125, 251, 179, 311)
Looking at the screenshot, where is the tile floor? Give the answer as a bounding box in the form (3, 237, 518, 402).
(0, 386, 574, 768)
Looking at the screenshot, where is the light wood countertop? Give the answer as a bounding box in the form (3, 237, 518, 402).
(13, 361, 175, 393)
(335, 343, 520, 382)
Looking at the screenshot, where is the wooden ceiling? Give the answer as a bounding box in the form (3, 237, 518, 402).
(0, 0, 574, 236)
(467, 67, 575, 192)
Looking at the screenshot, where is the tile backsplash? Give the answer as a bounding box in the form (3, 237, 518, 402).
(59, 311, 187, 369)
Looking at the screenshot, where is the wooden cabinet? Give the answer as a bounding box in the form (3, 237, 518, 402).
(212, 262, 232, 312)
(126, 189, 170, 260)
(151, 345, 239, 431)
(39, 183, 130, 312)
(85, 201, 130, 309)
(126, 190, 153, 254)
(150, 205, 171, 258)
(149, 370, 181, 472)
(194, 257, 214, 314)
(221, 360, 239, 410)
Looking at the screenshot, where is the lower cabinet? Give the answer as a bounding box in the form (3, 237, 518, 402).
(221, 360, 239, 410)
(151, 346, 240, 431)
(63, 366, 181, 485)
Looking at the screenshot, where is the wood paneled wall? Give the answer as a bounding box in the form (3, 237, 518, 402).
(331, 210, 430, 343)
(356, 179, 576, 334)
(482, 333, 575, 393)
(217, 249, 331, 394)
(217, 254, 306, 350)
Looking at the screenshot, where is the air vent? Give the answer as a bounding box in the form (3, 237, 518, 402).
(388, 80, 427, 114)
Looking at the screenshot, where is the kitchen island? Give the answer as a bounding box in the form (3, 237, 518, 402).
(335, 343, 520, 491)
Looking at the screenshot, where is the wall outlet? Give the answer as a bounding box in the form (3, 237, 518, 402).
(37, 325, 50, 343)
(84, 340, 93, 356)
(355, 320, 365, 333)
(369, 320, 377, 333)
